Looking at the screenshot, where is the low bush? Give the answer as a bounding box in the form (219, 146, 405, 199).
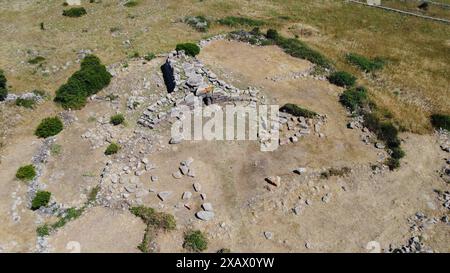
(0, 87, 7, 101)
(339, 86, 368, 112)
(346, 53, 385, 73)
(124, 0, 139, 7)
(105, 143, 120, 155)
(280, 103, 317, 118)
(35, 117, 63, 138)
(54, 55, 111, 109)
(431, 114, 450, 131)
(0, 70, 8, 101)
(328, 71, 357, 87)
(51, 207, 84, 229)
(15, 98, 36, 109)
(320, 167, 351, 179)
(183, 230, 208, 252)
(110, 113, 125, 125)
(363, 113, 400, 149)
(28, 56, 46, 65)
(391, 147, 405, 159)
(144, 52, 156, 61)
(185, 16, 209, 32)
(176, 43, 200, 57)
(87, 185, 100, 203)
(217, 16, 264, 27)
(31, 191, 51, 210)
(36, 224, 50, 237)
(266, 32, 332, 69)
(62, 7, 87, 17)
(130, 206, 176, 231)
(16, 165, 36, 181)
(266, 29, 279, 40)
(385, 157, 400, 170)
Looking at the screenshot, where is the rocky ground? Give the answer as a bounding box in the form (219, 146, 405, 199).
(0, 35, 448, 253)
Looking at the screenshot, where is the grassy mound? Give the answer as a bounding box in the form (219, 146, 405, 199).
(110, 113, 125, 125)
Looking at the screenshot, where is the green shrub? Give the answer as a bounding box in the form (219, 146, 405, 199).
(50, 143, 62, 156)
(266, 29, 279, 40)
(87, 185, 100, 203)
(431, 114, 450, 131)
(31, 191, 51, 210)
(183, 230, 208, 252)
(385, 157, 400, 170)
(346, 53, 385, 73)
(35, 117, 63, 138)
(391, 147, 405, 159)
(280, 103, 317, 118)
(36, 224, 50, 237)
(51, 207, 84, 229)
(0, 70, 8, 101)
(16, 165, 36, 181)
(105, 143, 120, 155)
(0, 87, 7, 101)
(339, 86, 368, 112)
(144, 52, 156, 61)
(363, 113, 401, 149)
(217, 16, 264, 27)
(28, 56, 46, 65)
(130, 206, 176, 231)
(62, 7, 87, 17)
(124, 0, 139, 7)
(54, 55, 111, 109)
(110, 113, 125, 125)
(328, 71, 357, 87)
(176, 43, 200, 57)
(267, 35, 332, 69)
(15, 98, 36, 109)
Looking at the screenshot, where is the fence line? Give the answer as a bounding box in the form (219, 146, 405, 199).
(348, 0, 450, 24)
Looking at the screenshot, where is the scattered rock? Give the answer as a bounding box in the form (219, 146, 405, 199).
(193, 182, 202, 192)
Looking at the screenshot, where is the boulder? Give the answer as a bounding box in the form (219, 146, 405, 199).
(265, 176, 281, 187)
(202, 202, 213, 211)
(196, 211, 215, 221)
(182, 191, 192, 200)
(158, 191, 172, 201)
(193, 182, 202, 192)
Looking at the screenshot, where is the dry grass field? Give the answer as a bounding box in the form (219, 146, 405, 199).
(0, 0, 449, 142)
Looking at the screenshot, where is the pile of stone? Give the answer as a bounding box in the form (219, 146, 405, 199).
(1, 92, 44, 104)
(81, 117, 122, 149)
(138, 46, 261, 136)
(388, 236, 433, 253)
(278, 112, 327, 145)
(172, 157, 195, 179)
